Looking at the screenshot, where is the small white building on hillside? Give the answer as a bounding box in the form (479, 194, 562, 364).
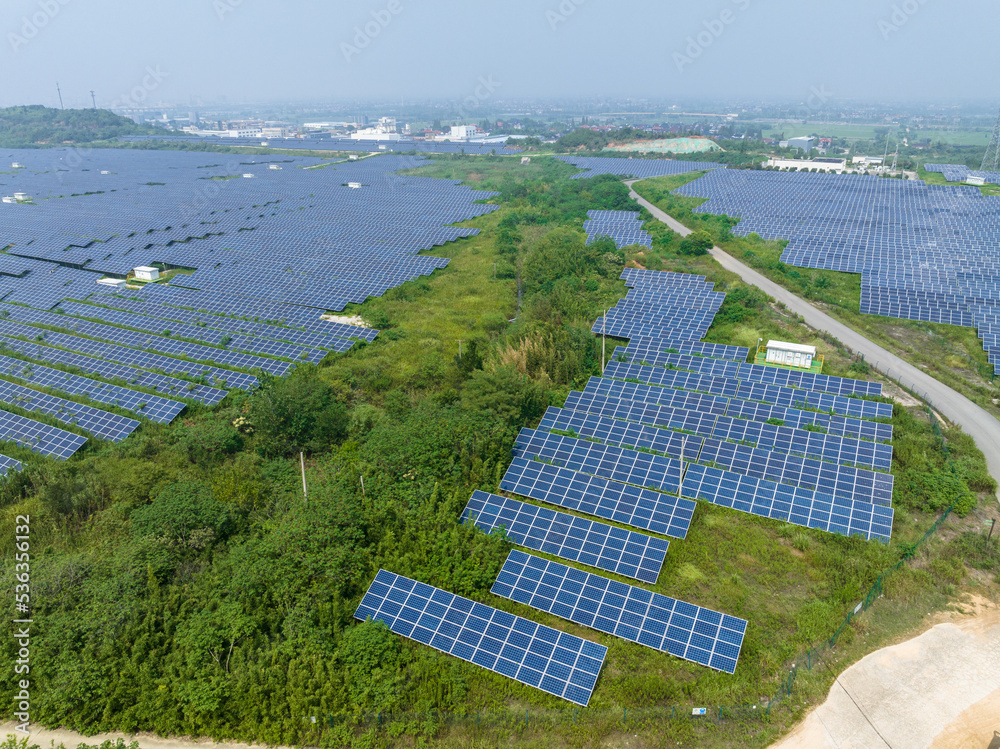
(766, 340, 816, 369)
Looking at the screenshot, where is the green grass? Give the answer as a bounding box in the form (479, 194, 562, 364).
(321, 210, 518, 396)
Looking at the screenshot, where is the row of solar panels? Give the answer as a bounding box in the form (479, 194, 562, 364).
(669, 166, 1000, 374)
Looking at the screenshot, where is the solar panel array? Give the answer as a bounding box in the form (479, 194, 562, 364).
(354, 569, 606, 706)
(0, 408, 87, 459)
(493, 551, 747, 674)
(535, 269, 894, 541)
(592, 269, 723, 341)
(671, 167, 1000, 373)
(924, 163, 1000, 185)
(0, 146, 505, 466)
(462, 490, 669, 584)
(583, 210, 652, 248)
(361, 268, 893, 701)
(554, 155, 725, 180)
(121, 134, 524, 156)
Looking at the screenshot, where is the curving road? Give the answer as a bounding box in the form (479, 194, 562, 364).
(626, 181, 1000, 501)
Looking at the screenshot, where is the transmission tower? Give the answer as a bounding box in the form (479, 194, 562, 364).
(90, 90, 96, 109)
(55, 82, 64, 110)
(981, 105, 1000, 172)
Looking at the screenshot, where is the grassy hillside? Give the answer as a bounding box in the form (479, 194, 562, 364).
(0, 105, 160, 147)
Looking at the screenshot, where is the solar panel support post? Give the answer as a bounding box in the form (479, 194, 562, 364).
(300, 451, 307, 502)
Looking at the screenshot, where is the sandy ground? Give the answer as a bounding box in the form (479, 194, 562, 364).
(0, 724, 288, 749)
(771, 597, 1000, 749)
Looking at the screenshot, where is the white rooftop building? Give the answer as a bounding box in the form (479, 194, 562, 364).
(132, 266, 160, 282)
(765, 340, 816, 370)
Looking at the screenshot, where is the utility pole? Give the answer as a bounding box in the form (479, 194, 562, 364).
(56, 82, 64, 110)
(300, 452, 308, 502)
(90, 90, 97, 109)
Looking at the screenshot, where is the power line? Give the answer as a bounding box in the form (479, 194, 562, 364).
(981, 105, 1000, 172)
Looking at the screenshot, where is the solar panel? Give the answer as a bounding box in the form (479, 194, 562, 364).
(513, 428, 683, 496)
(0, 453, 23, 475)
(0, 378, 139, 442)
(0, 409, 87, 459)
(500, 456, 695, 539)
(354, 569, 607, 706)
(681, 462, 894, 541)
(493, 550, 747, 674)
(462, 490, 669, 584)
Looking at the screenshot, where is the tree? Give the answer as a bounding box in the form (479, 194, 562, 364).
(247, 368, 349, 458)
(679, 230, 714, 256)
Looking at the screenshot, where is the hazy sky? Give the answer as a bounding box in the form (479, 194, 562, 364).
(4, 0, 999, 109)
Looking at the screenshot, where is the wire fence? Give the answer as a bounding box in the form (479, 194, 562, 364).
(316, 404, 963, 741)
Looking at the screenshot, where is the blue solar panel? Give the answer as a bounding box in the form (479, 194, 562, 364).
(681, 462, 894, 542)
(462, 490, 669, 584)
(514, 428, 683, 496)
(0, 409, 87, 459)
(0, 378, 139, 442)
(493, 550, 747, 674)
(0, 353, 185, 424)
(354, 569, 607, 706)
(500, 457, 695, 539)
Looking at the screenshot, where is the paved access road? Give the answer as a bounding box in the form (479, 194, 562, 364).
(627, 182, 1000, 500)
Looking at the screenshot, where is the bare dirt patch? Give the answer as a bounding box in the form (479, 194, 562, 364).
(320, 313, 370, 328)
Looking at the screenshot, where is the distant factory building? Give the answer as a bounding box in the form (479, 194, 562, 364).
(787, 136, 816, 153)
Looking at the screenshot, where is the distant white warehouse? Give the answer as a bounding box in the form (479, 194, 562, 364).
(766, 157, 846, 173)
(787, 136, 816, 153)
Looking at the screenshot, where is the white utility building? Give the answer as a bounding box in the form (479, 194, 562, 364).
(765, 340, 816, 369)
(133, 266, 160, 282)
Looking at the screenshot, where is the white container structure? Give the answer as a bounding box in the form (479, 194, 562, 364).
(133, 266, 160, 282)
(96, 278, 127, 290)
(765, 340, 816, 369)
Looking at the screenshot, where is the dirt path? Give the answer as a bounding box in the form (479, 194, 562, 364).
(0, 724, 289, 749)
(770, 598, 1000, 749)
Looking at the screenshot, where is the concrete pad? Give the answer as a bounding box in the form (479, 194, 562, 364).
(771, 601, 1000, 749)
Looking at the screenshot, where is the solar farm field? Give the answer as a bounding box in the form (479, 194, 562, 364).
(631, 171, 1000, 421)
(0, 146, 502, 470)
(1, 151, 993, 749)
